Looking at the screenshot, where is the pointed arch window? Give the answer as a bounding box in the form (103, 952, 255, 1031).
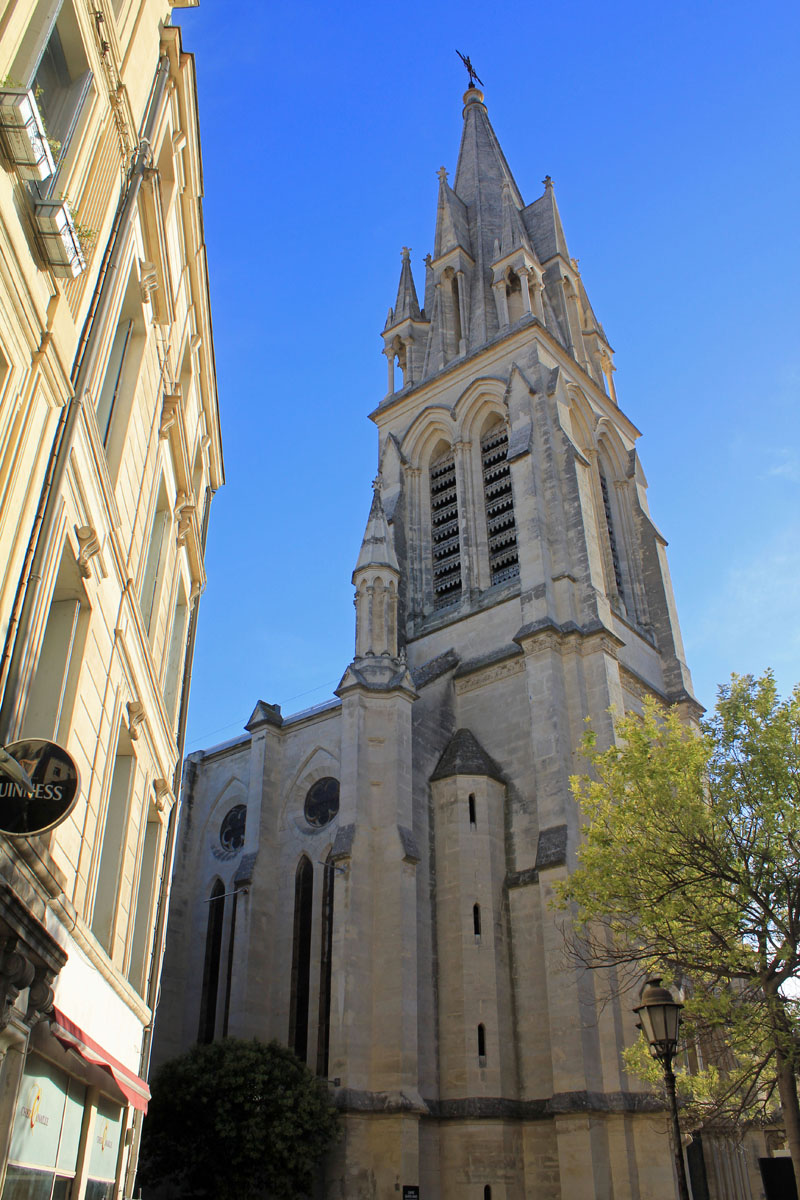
(430, 446, 461, 609)
(316, 854, 335, 1077)
(289, 856, 314, 1062)
(481, 422, 519, 585)
(198, 880, 225, 1043)
(598, 464, 625, 605)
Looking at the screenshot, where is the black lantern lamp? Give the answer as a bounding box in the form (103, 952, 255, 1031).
(633, 978, 690, 1200)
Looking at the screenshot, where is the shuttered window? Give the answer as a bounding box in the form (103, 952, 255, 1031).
(430, 448, 461, 609)
(481, 423, 519, 585)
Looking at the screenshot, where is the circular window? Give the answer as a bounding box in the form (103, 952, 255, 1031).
(220, 804, 246, 852)
(304, 777, 340, 829)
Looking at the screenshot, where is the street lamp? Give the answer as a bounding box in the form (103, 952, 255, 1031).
(634, 977, 691, 1200)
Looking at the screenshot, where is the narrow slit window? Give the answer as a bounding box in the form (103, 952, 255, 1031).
(430, 446, 461, 609)
(468, 794, 476, 827)
(477, 1023, 486, 1062)
(481, 423, 519, 585)
(473, 903, 481, 939)
(485, 1189, 492, 1200)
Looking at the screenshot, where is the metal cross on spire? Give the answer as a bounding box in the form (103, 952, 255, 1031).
(456, 50, 484, 89)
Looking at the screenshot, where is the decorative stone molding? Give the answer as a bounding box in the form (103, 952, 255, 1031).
(75, 524, 101, 578)
(153, 778, 172, 812)
(0, 885, 66, 1032)
(454, 655, 525, 696)
(126, 700, 145, 741)
(159, 389, 181, 439)
(138, 258, 159, 303)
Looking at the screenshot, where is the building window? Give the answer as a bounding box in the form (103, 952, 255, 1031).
(21, 545, 86, 742)
(477, 1023, 486, 1065)
(468, 793, 476, 827)
(127, 803, 161, 995)
(430, 445, 461, 609)
(484, 1188, 492, 1200)
(95, 269, 145, 473)
(91, 729, 134, 955)
(473, 903, 481, 940)
(304, 778, 339, 829)
(11, 1, 93, 192)
(598, 464, 625, 604)
(289, 857, 314, 1062)
(219, 805, 246, 853)
(481, 421, 519, 585)
(140, 479, 170, 636)
(316, 854, 335, 1077)
(163, 583, 189, 726)
(197, 880, 225, 1043)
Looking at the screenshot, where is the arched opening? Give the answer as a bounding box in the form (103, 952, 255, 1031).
(481, 420, 519, 585)
(484, 1188, 492, 1200)
(506, 269, 524, 323)
(468, 793, 476, 827)
(198, 880, 225, 1043)
(450, 272, 463, 351)
(316, 854, 335, 1077)
(477, 1023, 486, 1064)
(598, 462, 624, 605)
(289, 856, 314, 1061)
(430, 443, 461, 609)
(473, 903, 481, 940)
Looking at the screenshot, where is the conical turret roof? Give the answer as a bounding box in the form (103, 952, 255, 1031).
(391, 246, 422, 323)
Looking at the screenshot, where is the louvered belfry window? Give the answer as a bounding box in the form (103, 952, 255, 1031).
(482, 423, 519, 585)
(430, 447, 462, 609)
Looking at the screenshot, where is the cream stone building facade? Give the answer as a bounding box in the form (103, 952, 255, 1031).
(0, 2, 222, 1200)
(155, 88, 767, 1198)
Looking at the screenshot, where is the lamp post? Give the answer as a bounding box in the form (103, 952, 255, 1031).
(634, 977, 691, 1200)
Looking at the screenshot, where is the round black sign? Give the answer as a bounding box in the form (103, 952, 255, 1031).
(0, 738, 80, 837)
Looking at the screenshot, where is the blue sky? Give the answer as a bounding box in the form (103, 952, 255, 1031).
(177, 0, 800, 751)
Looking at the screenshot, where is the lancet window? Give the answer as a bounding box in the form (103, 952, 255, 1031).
(481, 423, 519, 585)
(289, 856, 314, 1062)
(598, 464, 624, 604)
(316, 855, 335, 1077)
(197, 879, 224, 1043)
(430, 446, 462, 609)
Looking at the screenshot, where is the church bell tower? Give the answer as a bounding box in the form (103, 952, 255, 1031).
(328, 81, 697, 1197)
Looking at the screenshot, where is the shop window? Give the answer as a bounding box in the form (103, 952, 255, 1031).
(4, 1053, 86, 1200)
(91, 729, 134, 954)
(316, 854, 335, 1077)
(197, 879, 224, 1044)
(289, 856, 313, 1062)
(21, 546, 86, 742)
(140, 479, 170, 636)
(126, 802, 161, 995)
(430, 444, 461, 609)
(481, 421, 519, 586)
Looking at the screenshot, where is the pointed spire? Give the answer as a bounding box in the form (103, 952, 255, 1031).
(499, 179, 532, 258)
(453, 89, 523, 210)
(526, 175, 570, 262)
(354, 477, 398, 575)
(433, 166, 470, 259)
(392, 246, 421, 322)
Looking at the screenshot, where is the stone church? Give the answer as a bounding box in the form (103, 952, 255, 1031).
(153, 85, 763, 1198)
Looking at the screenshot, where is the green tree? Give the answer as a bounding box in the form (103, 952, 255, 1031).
(138, 1038, 338, 1200)
(558, 672, 800, 1189)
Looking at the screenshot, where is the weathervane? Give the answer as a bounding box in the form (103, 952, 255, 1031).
(456, 50, 484, 89)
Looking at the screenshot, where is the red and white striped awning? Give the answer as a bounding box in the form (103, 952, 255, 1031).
(50, 1007, 150, 1112)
